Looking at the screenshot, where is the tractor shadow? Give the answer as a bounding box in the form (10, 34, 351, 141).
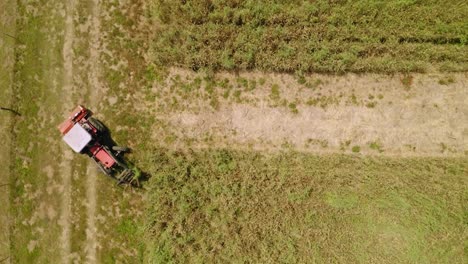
(97, 119, 151, 187)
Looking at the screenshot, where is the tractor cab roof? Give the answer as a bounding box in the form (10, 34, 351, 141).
(62, 123, 92, 153)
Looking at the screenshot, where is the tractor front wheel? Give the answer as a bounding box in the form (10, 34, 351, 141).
(88, 117, 107, 134)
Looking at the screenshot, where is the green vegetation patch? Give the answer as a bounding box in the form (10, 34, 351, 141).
(150, 0, 468, 73)
(144, 149, 466, 263)
(9, 1, 69, 262)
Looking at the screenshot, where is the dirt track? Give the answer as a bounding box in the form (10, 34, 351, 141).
(59, 0, 76, 262)
(84, 0, 101, 262)
(150, 69, 467, 157)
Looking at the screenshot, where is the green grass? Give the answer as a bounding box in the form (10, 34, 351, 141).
(438, 76, 455, 85)
(270, 84, 280, 100)
(96, 0, 154, 262)
(8, 1, 68, 262)
(0, 0, 16, 260)
(370, 141, 384, 153)
(150, 0, 468, 73)
(288, 102, 298, 114)
(144, 149, 467, 263)
(9, 0, 149, 262)
(352, 145, 361, 153)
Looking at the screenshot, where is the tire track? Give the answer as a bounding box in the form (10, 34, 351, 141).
(59, 0, 76, 263)
(84, 0, 101, 262)
(85, 164, 97, 264)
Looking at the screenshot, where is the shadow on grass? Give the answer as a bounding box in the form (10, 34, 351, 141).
(93, 118, 150, 188)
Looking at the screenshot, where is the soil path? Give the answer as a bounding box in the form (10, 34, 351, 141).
(84, 0, 102, 262)
(85, 164, 97, 264)
(153, 70, 467, 157)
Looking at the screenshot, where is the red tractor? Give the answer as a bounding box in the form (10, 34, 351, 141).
(58, 105, 135, 185)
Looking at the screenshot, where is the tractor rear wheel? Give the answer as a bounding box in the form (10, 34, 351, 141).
(97, 162, 112, 176)
(88, 117, 106, 133)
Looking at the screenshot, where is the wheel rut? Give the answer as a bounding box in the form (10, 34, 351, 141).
(84, 0, 102, 262)
(59, 0, 76, 262)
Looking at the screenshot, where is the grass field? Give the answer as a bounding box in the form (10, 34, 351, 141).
(142, 2, 468, 262)
(144, 149, 467, 263)
(0, 0, 16, 261)
(150, 0, 468, 73)
(7, 1, 67, 262)
(3, 0, 467, 263)
(5, 0, 147, 262)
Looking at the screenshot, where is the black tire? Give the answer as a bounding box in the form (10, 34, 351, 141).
(88, 117, 106, 133)
(96, 162, 112, 176)
(105, 146, 127, 168)
(112, 146, 129, 152)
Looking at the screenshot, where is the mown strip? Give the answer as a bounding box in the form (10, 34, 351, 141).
(9, 1, 67, 262)
(150, 0, 468, 73)
(144, 149, 467, 263)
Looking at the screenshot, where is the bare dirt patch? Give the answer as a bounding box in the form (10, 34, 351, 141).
(147, 69, 467, 157)
(84, 0, 102, 262)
